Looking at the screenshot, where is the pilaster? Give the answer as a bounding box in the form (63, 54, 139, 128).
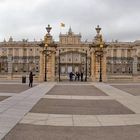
(133, 56, 138, 75)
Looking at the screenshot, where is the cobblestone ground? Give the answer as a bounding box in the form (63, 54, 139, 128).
(1, 82, 140, 140)
(111, 84, 140, 96)
(0, 96, 10, 101)
(0, 84, 36, 93)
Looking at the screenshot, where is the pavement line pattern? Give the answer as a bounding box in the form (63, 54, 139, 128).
(43, 95, 113, 100)
(0, 82, 56, 140)
(0, 93, 17, 96)
(19, 112, 140, 126)
(57, 83, 92, 86)
(93, 83, 140, 114)
(3, 82, 140, 139)
(110, 83, 140, 85)
(19, 83, 140, 127)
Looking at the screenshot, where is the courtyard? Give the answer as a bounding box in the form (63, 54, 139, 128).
(0, 81, 140, 139)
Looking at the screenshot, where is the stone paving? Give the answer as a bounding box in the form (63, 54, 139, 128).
(47, 84, 108, 96)
(3, 124, 140, 140)
(30, 99, 134, 115)
(1, 82, 140, 140)
(0, 96, 10, 102)
(0, 84, 34, 93)
(111, 84, 140, 96)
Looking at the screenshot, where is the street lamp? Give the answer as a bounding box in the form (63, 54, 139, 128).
(0, 55, 2, 72)
(95, 25, 103, 82)
(58, 49, 61, 81)
(97, 48, 103, 82)
(85, 50, 88, 81)
(44, 48, 47, 81)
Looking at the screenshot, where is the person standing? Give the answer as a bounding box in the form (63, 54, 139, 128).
(29, 71, 35, 87)
(81, 72, 83, 81)
(77, 72, 80, 81)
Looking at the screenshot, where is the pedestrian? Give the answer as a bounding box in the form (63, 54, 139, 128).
(29, 71, 35, 87)
(69, 72, 72, 81)
(77, 72, 80, 81)
(81, 72, 83, 81)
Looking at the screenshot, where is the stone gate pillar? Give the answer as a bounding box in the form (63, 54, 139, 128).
(90, 25, 108, 82)
(46, 48, 56, 81)
(39, 25, 57, 82)
(7, 55, 13, 80)
(90, 50, 107, 82)
(39, 47, 45, 81)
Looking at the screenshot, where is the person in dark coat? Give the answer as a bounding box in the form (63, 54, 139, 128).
(29, 71, 35, 87)
(77, 72, 80, 81)
(81, 72, 83, 81)
(69, 72, 74, 81)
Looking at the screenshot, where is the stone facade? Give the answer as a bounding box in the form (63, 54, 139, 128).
(0, 28, 140, 82)
(0, 38, 40, 80)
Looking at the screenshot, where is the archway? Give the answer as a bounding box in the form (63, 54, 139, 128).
(55, 50, 91, 82)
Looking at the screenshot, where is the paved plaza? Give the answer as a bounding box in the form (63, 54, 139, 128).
(0, 82, 140, 139)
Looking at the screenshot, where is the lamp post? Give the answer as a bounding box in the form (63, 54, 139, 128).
(43, 24, 52, 81)
(85, 50, 87, 81)
(98, 50, 103, 82)
(99, 54, 102, 82)
(44, 49, 47, 81)
(58, 49, 61, 81)
(0, 55, 2, 72)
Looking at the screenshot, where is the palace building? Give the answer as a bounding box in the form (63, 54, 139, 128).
(0, 25, 140, 82)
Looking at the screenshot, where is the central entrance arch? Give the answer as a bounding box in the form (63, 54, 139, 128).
(55, 49, 91, 81)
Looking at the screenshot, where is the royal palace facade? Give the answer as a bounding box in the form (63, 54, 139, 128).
(0, 25, 140, 82)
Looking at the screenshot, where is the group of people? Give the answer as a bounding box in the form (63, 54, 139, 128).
(28, 71, 85, 87)
(69, 71, 84, 81)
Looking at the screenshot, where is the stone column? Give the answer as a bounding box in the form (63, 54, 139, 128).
(7, 55, 13, 80)
(102, 52, 107, 81)
(38, 48, 45, 82)
(132, 55, 138, 82)
(94, 53, 100, 81)
(133, 56, 138, 75)
(51, 52, 56, 81)
(90, 51, 96, 81)
(47, 48, 56, 81)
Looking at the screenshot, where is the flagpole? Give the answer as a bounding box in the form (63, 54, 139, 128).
(60, 23, 65, 34)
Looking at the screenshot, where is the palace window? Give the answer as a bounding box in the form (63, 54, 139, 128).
(113, 49, 117, 57)
(127, 50, 131, 58)
(121, 49, 125, 58)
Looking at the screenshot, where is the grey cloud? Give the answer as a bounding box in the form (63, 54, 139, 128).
(0, 0, 140, 42)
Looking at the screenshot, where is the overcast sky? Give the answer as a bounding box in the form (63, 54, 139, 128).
(0, 0, 140, 42)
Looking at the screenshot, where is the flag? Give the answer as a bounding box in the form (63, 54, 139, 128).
(60, 23, 65, 27)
